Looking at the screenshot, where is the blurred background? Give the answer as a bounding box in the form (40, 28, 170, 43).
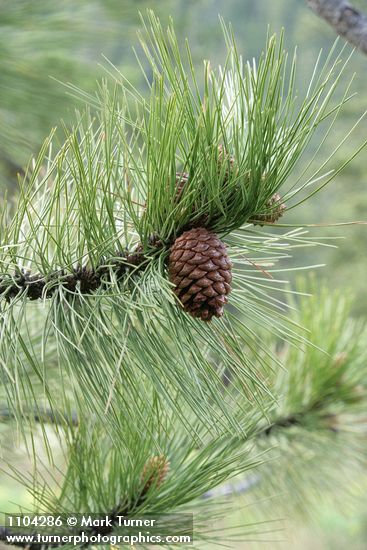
(0, 1, 366, 548)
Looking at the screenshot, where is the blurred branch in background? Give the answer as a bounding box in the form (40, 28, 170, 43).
(0, 407, 78, 426)
(307, 0, 367, 54)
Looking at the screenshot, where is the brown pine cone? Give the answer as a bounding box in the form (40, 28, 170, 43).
(168, 227, 232, 322)
(250, 193, 286, 225)
(141, 455, 170, 493)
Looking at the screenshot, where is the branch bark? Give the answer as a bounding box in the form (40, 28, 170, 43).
(0, 249, 147, 302)
(307, 0, 367, 54)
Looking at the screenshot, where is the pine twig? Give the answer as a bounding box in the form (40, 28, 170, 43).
(0, 249, 149, 303)
(260, 399, 340, 436)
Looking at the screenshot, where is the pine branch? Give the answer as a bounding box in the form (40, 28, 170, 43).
(307, 0, 367, 54)
(2, 13, 365, 437)
(0, 399, 340, 434)
(260, 400, 339, 436)
(0, 248, 148, 302)
(1, 15, 366, 547)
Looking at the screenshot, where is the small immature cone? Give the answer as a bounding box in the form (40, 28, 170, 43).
(141, 455, 170, 493)
(217, 144, 236, 180)
(168, 227, 232, 322)
(174, 172, 209, 228)
(250, 193, 286, 225)
(175, 172, 189, 201)
(175, 145, 235, 201)
(175, 144, 235, 203)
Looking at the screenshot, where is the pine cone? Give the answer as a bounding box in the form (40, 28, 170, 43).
(168, 227, 232, 321)
(141, 455, 170, 493)
(250, 193, 286, 225)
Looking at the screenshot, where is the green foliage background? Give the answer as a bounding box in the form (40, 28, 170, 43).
(0, 1, 366, 548)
